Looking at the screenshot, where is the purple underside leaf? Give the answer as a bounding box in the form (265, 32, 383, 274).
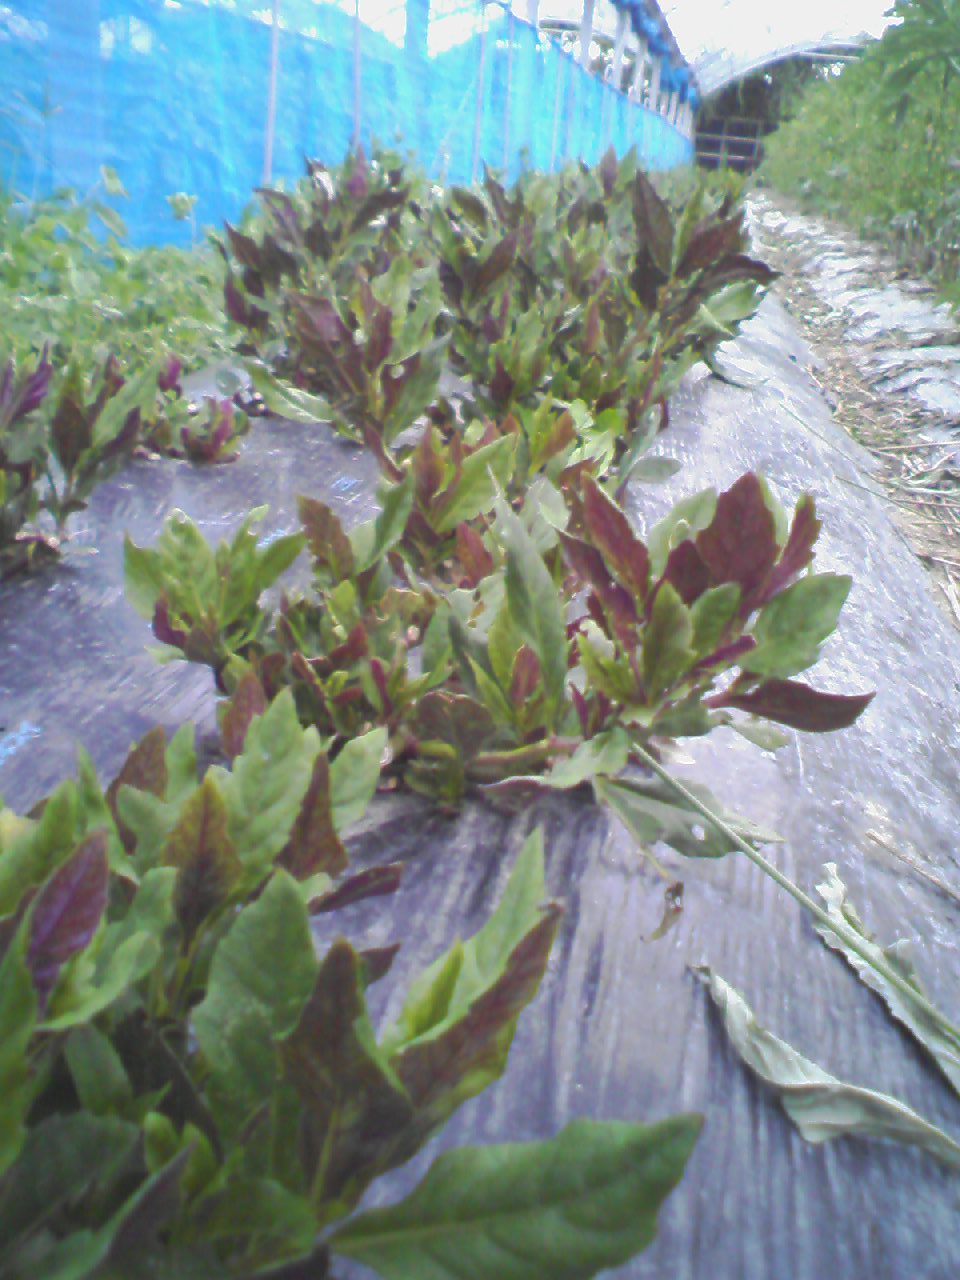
(309, 863, 405, 914)
(294, 296, 350, 346)
(207, 401, 235, 454)
(327, 623, 369, 671)
(695, 472, 779, 611)
(279, 753, 348, 880)
(509, 646, 542, 704)
(157, 358, 183, 395)
(560, 531, 637, 625)
(100, 408, 141, 462)
(225, 222, 263, 273)
(455, 523, 494, 584)
(365, 305, 393, 371)
(599, 144, 619, 196)
(221, 671, 267, 761)
(390, 905, 563, 1139)
(706, 253, 779, 287)
(472, 233, 518, 296)
(360, 943, 402, 986)
(490, 357, 514, 406)
(224, 276, 266, 329)
(694, 635, 756, 672)
(113, 729, 169, 798)
(581, 476, 650, 599)
(632, 171, 674, 274)
(412, 425, 445, 505)
(152, 598, 187, 648)
(0, 347, 53, 429)
(677, 215, 744, 276)
(298, 496, 355, 579)
(280, 938, 414, 1204)
(257, 187, 302, 244)
(660, 540, 711, 607)
(106, 725, 169, 852)
(28, 830, 109, 1000)
(722, 679, 875, 732)
(414, 692, 497, 759)
(763, 493, 822, 601)
(165, 775, 242, 943)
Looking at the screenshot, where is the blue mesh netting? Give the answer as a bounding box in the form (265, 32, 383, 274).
(0, 0, 693, 246)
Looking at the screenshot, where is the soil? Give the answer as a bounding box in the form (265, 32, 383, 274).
(750, 191, 960, 630)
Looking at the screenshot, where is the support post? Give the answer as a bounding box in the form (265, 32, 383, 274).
(579, 0, 595, 70)
(549, 51, 563, 170)
(628, 40, 647, 102)
(611, 10, 628, 90)
(667, 90, 679, 125)
(503, 7, 514, 173)
(263, 0, 280, 185)
(526, 0, 539, 25)
(352, 0, 362, 150)
(471, 4, 487, 183)
(565, 46, 575, 159)
(646, 56, 661, 112)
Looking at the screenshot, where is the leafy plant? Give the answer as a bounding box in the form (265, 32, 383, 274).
(125, 465, 873, 828)
(1, 174, 228, 379)
(175, 397, 250, 464)
(0, 695, 700, 1277)
(222, 146, 443, 455)
(0, 348, 54, 573)
(435, 157, 775, 436)
(124, 506, 305, 688)
(224, 146, 774, 479)
(0, 174, 240, 572)
(0, 349, 181, 574)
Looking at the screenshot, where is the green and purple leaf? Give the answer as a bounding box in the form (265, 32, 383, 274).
(27, 831, 109, 1002)
(721, 678, 875, 732)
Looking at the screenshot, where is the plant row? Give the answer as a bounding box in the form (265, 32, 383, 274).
(0, 688, 701, 1277)
(1, 146, 877, 1278)
(3, 142, 771, 574)
(126, 147, 872, 837)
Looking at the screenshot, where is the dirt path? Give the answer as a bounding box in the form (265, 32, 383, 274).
(749, 192, 960, 630)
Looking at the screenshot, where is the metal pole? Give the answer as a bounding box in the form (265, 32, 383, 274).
(263, 0, 280, 185)
(502, 8, 514, 174)
(549, 50, 563, 170)
(471, 3, 488, 183)
(526, 0, 539, 24)
(565, 49, 574, 160)
(647, 56, 661, 112)
(579, 0, 595, 70)
(352, 0, 361, 149)
(629, 40, 647, 102)
(611, 9, 628, 90)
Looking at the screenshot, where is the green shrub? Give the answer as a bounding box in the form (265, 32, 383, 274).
(761, 2, 960, 302)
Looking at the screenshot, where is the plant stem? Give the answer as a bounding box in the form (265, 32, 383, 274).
(631, 746, 960, 1045)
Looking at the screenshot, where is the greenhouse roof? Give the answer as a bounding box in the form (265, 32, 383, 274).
(659, 0, 895, 96)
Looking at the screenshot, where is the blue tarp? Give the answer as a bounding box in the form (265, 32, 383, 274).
(0, 0, 693, 245)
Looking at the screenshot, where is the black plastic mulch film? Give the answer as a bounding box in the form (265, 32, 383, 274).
(3, 296, 960, 1277)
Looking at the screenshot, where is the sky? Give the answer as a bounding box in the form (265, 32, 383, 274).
(541, 1, 896, 70)
(660, 0, 895, 57)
